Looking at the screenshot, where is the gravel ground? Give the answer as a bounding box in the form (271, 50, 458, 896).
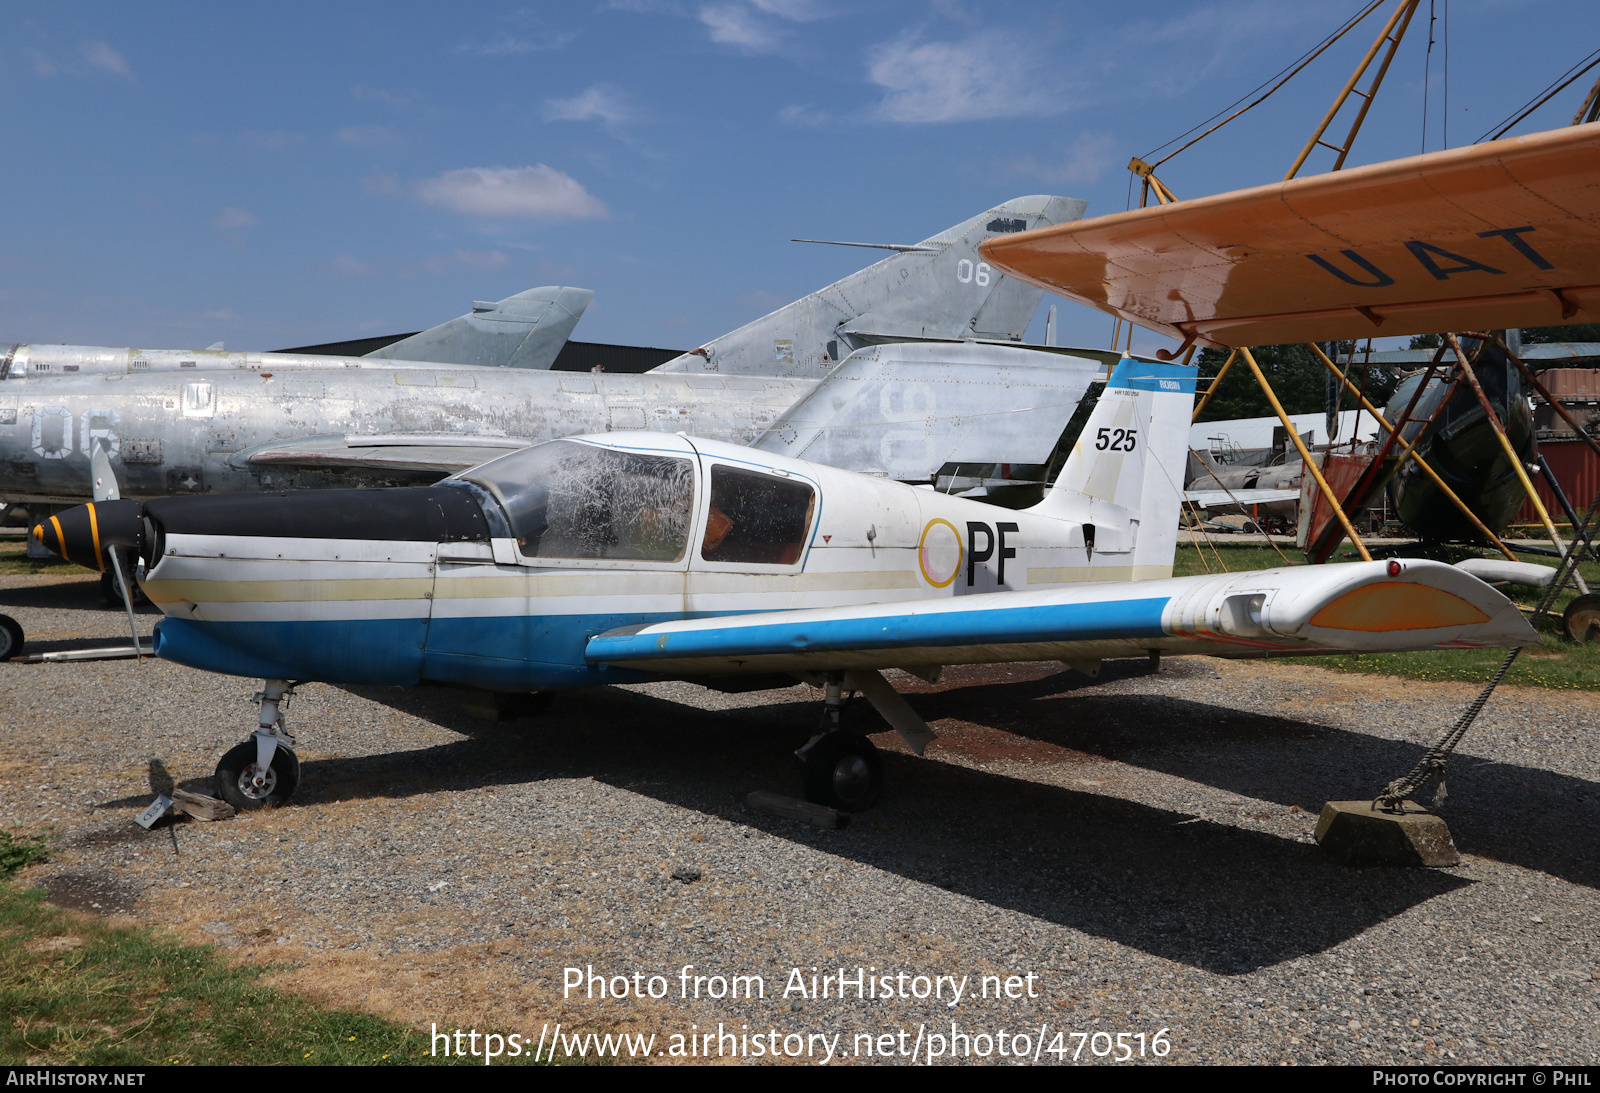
(2, 567, 1597, 1066)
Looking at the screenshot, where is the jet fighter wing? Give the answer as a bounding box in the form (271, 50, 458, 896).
(586, 558, 1534, 676)
(237, 434, 531, 475)
(980, 124, 1600, 349)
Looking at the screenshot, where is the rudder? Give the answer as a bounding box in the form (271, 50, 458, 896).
(1029, 356, 1196, 579)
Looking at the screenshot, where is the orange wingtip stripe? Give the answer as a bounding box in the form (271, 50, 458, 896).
(1310, 582, 1489, 632)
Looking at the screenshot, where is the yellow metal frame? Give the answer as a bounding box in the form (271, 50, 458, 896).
(1238, 347, 1372, 561)
(1285, 0, 1422, 179)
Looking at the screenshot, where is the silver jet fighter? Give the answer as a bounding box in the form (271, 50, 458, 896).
(0, 195, 1092, 517)
(0, 284, 594, 381)
(0, 342, 1099, 505)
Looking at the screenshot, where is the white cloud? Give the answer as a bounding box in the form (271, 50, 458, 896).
(211, 207, 258, 230)
(1007, 133, 1117, 184)
(338, 125, 401, 147)
(867, 29, 1063, 123)
(746, 0, 822, 18)
(697, 0, 821, 53)
(543, 85, 632, 128)
(81, 41, 132, 78)
(332, 255, 374, 276)
(415, 166, 608, 220)
(30, 50, 55, 77)
(699, 3, 778, 51)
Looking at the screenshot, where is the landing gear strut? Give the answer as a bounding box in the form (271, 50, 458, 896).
(796, 673, 883, 812)
(214, 679, 302, 810)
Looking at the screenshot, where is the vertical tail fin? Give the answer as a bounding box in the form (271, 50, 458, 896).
(1029, 356, 1196, 579)
(366, 285, 594, 370)
(653, 195, 1088, 378)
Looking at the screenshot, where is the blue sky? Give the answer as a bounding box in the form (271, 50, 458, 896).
(3, 0, 1596, 357)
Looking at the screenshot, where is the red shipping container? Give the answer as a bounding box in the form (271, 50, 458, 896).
(1519, 438, 1600, 522)
(1540, 369, 1600, 400)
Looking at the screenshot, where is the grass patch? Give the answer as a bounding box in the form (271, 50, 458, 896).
(0, 535, 75, 577)
(0, 881, 592, 1065)
(0, 830, 50, 877)
(1172, 540, 1600, 691)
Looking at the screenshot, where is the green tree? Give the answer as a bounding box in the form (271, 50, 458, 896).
(1195, 342, 1396, 423)
(1520, 322, 1600, 344)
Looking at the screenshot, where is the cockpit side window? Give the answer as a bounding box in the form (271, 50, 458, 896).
(701, 465, 815, 565)
(462, 440, 694, 561)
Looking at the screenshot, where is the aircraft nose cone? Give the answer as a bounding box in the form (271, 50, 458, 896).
(32, 499, 143, 571)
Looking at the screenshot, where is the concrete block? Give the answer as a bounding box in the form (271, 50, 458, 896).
(1314, 799, 1460, 868)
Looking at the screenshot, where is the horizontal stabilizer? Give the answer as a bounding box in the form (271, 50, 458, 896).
(366, 286, 593, 369)
(982, 124, 1600, 348)
(586, 559, 1534, 675)
(752, 341, 1098, 480)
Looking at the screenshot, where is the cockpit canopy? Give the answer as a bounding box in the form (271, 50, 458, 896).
(455, 439, 695, 561)
(447, 437, 818, 567)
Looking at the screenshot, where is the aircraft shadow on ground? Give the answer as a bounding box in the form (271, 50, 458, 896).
(234, 677, 1469, 975)
(0, 577, 160, 613)
(917, 663, 1600, 893)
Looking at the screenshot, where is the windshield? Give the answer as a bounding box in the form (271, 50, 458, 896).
(461, 440, 695, 561)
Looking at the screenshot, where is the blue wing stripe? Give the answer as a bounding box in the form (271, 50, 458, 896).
(587, 596, 1171, 663)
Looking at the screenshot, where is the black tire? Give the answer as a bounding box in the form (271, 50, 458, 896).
(100, 568, 149, 607)
(214, 741, 301, 810)
(0, 614, 23, 661)
(800, 731, 883, 813)
(1563, 593, 1600, 643)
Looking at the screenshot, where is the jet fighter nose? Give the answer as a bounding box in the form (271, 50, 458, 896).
(31, 499, 144, 570)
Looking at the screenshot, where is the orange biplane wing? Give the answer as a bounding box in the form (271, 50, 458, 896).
(980, 124, 1600, 350)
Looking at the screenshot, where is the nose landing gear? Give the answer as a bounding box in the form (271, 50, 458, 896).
(214, 679, 302, 810)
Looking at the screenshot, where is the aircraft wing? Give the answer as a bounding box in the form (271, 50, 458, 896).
(586, 559, 1534, 675)
(980, 124, 1600, 348)
(1184, 488, 1300, 508)
(236, 434, 530, 475)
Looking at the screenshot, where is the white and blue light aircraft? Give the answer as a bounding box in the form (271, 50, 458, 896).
(37, 357, 1534, 813)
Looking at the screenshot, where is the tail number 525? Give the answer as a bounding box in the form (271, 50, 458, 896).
(1095, 427, 1137, 451)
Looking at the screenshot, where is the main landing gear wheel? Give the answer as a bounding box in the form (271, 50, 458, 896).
(214, 741, 301, 810)
(1563, 593, 1600, 643)
(0, 614, 22, 661)
(100, 568, 149, 607)
(800, 731, 883, 813)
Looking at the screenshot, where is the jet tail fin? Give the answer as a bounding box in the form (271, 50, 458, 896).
(365, 285, 594, 369)
(1029, 357, 1197, 579)
(752, 341, 1101, 482)
(653, 195, 1088, 378)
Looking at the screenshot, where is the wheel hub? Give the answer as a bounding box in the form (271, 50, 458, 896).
(832, 755, 872, 805)
(237, 763, 277, 801)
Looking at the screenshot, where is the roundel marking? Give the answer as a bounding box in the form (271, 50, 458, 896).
(919, 518, 963, 588)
